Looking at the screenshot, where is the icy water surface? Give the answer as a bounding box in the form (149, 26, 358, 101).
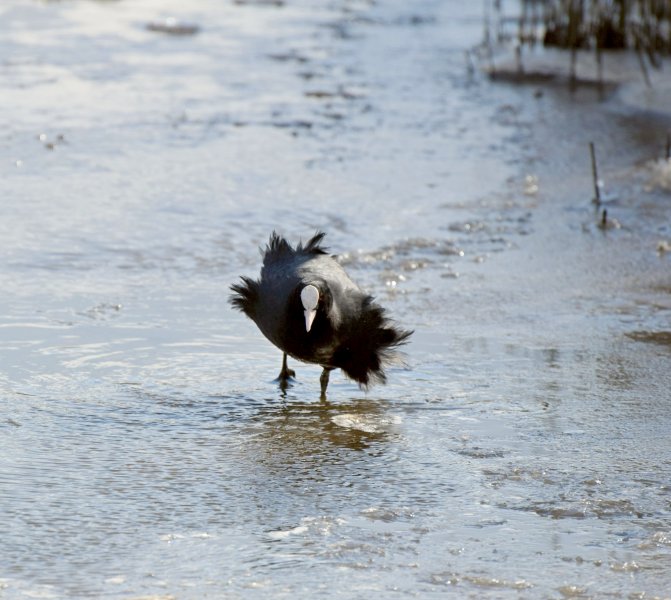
(2, 0, 671, 598)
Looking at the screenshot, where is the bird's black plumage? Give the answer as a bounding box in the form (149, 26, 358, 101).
(230, 231, 412, 394)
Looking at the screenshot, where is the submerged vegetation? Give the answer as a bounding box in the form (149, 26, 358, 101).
(485, 0, 670, 86)
(508, 0, 671, 54)
(541, 0, 671, 58)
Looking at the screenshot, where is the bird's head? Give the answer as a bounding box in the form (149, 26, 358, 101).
(300, 284, 320, 332)
(298, 281, 336, 334)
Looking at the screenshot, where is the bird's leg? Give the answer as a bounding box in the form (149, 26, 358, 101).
(277, 352, 296, 389)
(319, 367, 333, 399)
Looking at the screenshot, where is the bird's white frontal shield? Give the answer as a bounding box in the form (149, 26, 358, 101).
(300, 285, 319, 332)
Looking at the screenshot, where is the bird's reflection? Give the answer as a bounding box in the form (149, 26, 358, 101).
(245, 394, 396, 473)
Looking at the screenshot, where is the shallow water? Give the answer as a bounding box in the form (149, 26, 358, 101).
(2, 0, 671, 598)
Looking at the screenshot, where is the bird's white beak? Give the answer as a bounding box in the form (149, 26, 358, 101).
(304, 308, 317, 332)
(300, 284, 320, 333)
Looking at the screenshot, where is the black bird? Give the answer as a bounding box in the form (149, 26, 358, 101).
(230, 231, 412, 397)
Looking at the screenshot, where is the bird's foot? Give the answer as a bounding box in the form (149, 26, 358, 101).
(276, 367, 296, 384)
(319, 367, 332, 400)
(276, 353, 296, 391)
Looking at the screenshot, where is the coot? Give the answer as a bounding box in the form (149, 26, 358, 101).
(230, 231, 412, 396)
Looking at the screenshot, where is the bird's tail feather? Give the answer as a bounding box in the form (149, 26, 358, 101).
(229, 276, 259, 318)
(333, 297, 412, 389)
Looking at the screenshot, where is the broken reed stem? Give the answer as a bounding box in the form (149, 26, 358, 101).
(590, 142, 601, 205)
(635, 42, 652, 88)
(596, 42, 603, 96)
